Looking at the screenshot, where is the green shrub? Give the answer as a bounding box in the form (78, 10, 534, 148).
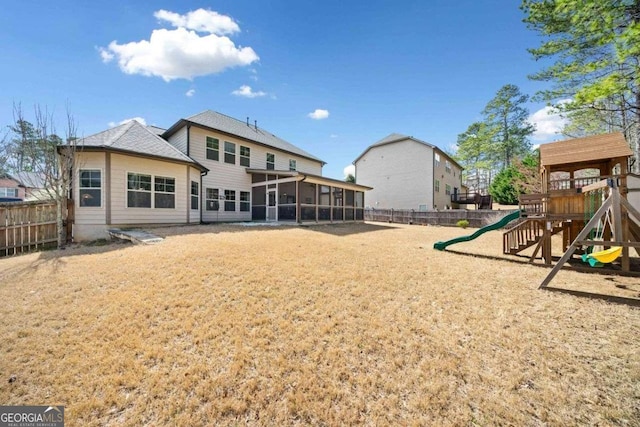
(456, 219, 469, 229)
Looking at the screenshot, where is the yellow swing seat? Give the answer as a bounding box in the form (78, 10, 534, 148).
(584, 246, 622, 266)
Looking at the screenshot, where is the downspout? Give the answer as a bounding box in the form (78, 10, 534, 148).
(200, 168, 207, 224)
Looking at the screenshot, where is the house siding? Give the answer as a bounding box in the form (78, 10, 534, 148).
(188, 166, 201, 223)
(73, 152, 108, 241)
(186, 126, 323, 222)
(355, 139, 434, 210)
(433, 148, 463, 210)
(167, 126, 188, 154)
(110, 154, 195, 225)
(72, 151, 201, 241)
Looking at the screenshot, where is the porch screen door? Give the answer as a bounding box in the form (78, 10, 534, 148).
(267, 189, 277, 221)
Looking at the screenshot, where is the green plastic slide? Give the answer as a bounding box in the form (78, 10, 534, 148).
(433, 210, 521, 251)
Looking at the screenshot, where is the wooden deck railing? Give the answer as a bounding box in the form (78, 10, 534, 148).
(519, 193, 549, 217)
(1, 200, 58, 257)
(548, 174, 626, 191)
(503, 219, 543, 254)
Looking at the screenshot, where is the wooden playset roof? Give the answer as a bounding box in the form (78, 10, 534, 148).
(539, 132, 632, 167)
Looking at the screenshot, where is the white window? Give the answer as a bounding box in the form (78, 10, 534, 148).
(206, 137, 219, 161)
(240, 146, 250, 167)
(79, 169, 101, 207)
(224, 189, 236, 211)
(191, 181, 199, 210)
(445, 184, 451, 195)
(266, 153, 275, 170)
(435, 179, 440, 193)
(206, 188, 219, 211)
(435, 153, 441, 167)
(445, 160, 452, 174)
(127, 173, 152, 208)
(0, 187, 19, 198)
(240, 191, 250, 212)
(154, 176, 175, 209)
(289, 159, 297, 171)
(224, 141, 236, 164)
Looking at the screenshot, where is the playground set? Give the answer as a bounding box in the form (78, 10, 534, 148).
(434, 132, 640, 301)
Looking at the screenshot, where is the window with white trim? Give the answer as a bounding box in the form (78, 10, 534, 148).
(79, 169, 102, 207)
(224, 141, 236, 164)
(266, 153, 275, 170)
(435, 153, 441, 167)
(127, 173, 152, 208)
(445, 184, 451, 195)
(240, 191, 250, 212)
(191, 181, 199, 210)
(206, 137, 219, 161)
(154, 176, 175, 209)
(224, 190, 236, 211)
(435, 179, 440, 193)
(0, 188, 18, 198)
(445, 160, 452, 174)
(289, 159, 297, 171)
(206, 188, 220, 211)
(240, 146, 250, 167)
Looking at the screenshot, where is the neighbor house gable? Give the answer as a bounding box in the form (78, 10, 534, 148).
(354, 133, 463, 171)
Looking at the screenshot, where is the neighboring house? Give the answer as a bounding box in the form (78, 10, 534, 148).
(0, 175, 22, 201)
(0, 172, 47, 202)
(353, 133, 463, 210)
(71, 111, 370, 241)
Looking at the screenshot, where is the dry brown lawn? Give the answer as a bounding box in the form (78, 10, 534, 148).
(1, 222, 639, 426)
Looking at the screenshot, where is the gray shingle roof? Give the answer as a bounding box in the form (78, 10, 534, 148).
(78, 121, 203, 168)
(10, 171, 46, 188)
(373, 133, 412, 146)
(353, 133, 463, 170)
(146, 125, 166, 136)
(171, 110, 325, 164)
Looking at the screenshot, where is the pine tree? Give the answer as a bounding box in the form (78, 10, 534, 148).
(482, 84, 535, 170)
(522, 0, 640, 172)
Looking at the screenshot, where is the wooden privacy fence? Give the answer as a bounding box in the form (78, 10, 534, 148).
(1, 200, 58, 257)
(364, 208, 518, 228)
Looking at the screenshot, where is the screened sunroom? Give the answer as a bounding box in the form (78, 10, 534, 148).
(247, 170, 371, 223)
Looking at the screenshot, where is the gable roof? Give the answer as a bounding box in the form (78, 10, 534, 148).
(9, 171, 46, 189)
(540, 132, 632, 167)
(146, 125, 166, 136)
(163, 110, 325, 165)
(77, 121, 207, 171)
(353, 133, 463, 170)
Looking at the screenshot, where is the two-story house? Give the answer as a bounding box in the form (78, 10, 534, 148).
(71, 110, 370, 241)
(353, 133, 463, 210)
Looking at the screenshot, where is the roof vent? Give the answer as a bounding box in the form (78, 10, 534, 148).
(254, 120, 258, 131)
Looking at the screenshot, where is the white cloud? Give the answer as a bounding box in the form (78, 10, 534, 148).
(154, 9, 240, 35)
(528, 100, 571, 141)
(99, 49, 114, 62)
(308, 109, 329, 120)
(232, 85, 266, 98)
(186, 89, 196, 97)
(343, 164, 355, 178)
(330, 134, 338, 139)
(100, 9, 259, 81)
(108, 117, 147, 127)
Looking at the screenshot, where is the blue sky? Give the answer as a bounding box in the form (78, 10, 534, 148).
(0, 0, 563, 179)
